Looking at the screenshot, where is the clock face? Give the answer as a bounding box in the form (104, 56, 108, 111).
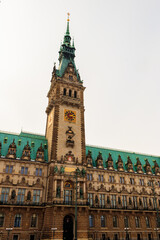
(64, 109, 76, 123)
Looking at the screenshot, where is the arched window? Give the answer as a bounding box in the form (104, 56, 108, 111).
(63, 88, 66, 96)
(113, 216, 118, 227)
(89, 215, 94, 227)
(69, 89, 72, 97)
(74, 91, 77, 98)
(101, 215, 106, 227)
(0, 213, 4, 227)
(31, 214, 37, 227)
(135, 216, 140, 228)
(14, 214, 21, 227)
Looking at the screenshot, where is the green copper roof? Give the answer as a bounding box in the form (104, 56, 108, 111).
(86, 145, 160, 174)
(56, 17, 82, 82)
(0, 131, 48, 162)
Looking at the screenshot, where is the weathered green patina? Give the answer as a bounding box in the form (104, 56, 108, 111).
(0, 130, 159, 173)
(0, 131, 48, 161)
(55, 17, 82, 82)
(86, 145, 160, 173)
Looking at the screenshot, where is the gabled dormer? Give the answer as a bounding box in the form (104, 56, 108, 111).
(21, 142, 31, 160)
(96, 152, 104, 169)
(126, 156, 134, 172)
(36, 143, 44, 162)
(106, 153, 114, 170)
(6, 139, 16, 159)
(116, 155, 124, 171)
(86, 150, 93, 168)
(135, 157, 143, 173)
(144, 159, 152, 174)
(153, 160, 160, 176)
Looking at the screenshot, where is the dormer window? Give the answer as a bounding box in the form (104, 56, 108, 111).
(63, 88, 67, 96)
(6, 139, 16, 159)
(74, 91, 77, 98)
(36, 144, 44, 162)
(21, 142, 31, 160)
(69, 89, 72, 97)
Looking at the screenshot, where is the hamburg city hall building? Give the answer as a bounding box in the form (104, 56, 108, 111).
(0, 16, 160, 240)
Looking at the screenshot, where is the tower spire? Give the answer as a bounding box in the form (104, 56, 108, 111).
(66, 13, 70, 35)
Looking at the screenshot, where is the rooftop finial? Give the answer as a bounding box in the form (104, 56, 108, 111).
(66, 13, 70, 35)
(67, 12, 70, 22)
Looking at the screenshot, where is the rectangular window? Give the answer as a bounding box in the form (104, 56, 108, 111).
(1, 187, 9, 203)
(146, 217, 150, 228)
(0, 213, 4, 227)
(120, 177, 125, 184)
(122, 195, 127, 208)
(33, 190, 41, 203)
(5, 165, 9, 173)
(109, 176, 114, 183)
(132, 196, 138, 208)
(124, 216, 129, 228)
(111, 195, 116, 208)
(14, 214, 21, 227)
(130, 178, 134, 185)
(17, 189, 25, 203)
(143, 197, 148, 208)
(30, 235, 35, 240)
(135, 216, 140, 228)
(35, 168, 42, 176)
(99, 194, 105, 207)
(99, 175, 101, 181)
(31, 214, 37, 227)
(13, 235, 19, 240)
(88, 193, 93, 206)
(21, 167, 28, 174)
(139, 179, 144, 186)
(113, 216, 118, 227)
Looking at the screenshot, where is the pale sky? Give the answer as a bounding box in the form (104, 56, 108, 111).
(0, 0, 160, 156)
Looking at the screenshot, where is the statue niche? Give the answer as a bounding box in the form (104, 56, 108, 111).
(6, 139, 16, 159)
(66, 126, 75, 148)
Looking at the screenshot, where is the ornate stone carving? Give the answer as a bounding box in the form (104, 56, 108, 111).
(86, 150, 93, 168)
(144, 159, 152, 174)
(36, 143, 44, 161)
(66, 126, 75, 148)
(126, 156, 134, 172)
(135, 157, 143, 173)
(116, 155, 124, 171)
(153, 160, 160, 175)
(21, 142, 31, 160)
(64, 151, 75, 163)
(96, 152, 104, 169)
(6, 139, 16, 159)
(106, 153, 114, 170)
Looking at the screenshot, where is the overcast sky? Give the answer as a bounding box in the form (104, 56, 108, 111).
(0, 0, 160, 156)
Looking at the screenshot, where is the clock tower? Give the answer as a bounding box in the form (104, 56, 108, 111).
(45, 15, 86, 166)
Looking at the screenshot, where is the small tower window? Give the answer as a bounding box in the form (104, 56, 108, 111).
(69, 75, 73, 81)
(74, 91, 77, 98)
(63, 88, 66, 96)
(69, 89, 72, 97)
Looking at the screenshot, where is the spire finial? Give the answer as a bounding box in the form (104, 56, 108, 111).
(66, 13, 70, 35)
(67, 12, 70, 22)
